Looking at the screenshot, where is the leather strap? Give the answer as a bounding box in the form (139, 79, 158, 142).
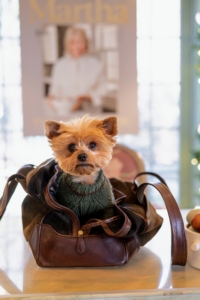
(134, 171, 168, 187)
(81, 216, 121, 235)
(81, 201, 132, 237)
(0, 174, 25, 220)
(0, 164, 36, 219)
(44, 166, 81, 236)
(137, 182, 187, 266)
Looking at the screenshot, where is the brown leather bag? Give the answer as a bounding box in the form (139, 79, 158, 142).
(0, 159, 187, 267)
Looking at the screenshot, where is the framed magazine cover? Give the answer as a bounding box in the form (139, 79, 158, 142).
(20, 0, 138, 136)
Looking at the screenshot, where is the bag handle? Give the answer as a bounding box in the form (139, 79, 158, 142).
(134, 171, 169, 187)
(81, 215, 121, 235)
(0, 164, 36, 220)
(0, 174, 25, 220)
(81, 199, 132, 237)
(44, 165, 81, 236)
(0, 164, 80, 236)
(137, 182, 187, 266)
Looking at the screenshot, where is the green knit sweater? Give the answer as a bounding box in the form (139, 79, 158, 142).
(56, 169, 115, 220)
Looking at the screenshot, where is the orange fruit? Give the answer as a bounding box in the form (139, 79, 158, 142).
(191, 213, 200, 232)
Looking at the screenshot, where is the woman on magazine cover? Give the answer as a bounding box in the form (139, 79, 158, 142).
(47, 27, 106, 114)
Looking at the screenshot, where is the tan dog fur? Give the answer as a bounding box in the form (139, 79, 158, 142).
(45, 115, 117, 184)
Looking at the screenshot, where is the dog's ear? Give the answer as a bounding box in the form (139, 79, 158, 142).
(100, 117, 118, 137)
(44, 120, 61, 139)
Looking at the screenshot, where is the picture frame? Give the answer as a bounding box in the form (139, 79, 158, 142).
(20, 0, 138, 135)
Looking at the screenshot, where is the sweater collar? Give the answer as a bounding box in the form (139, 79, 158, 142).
(64, 169, 106, 196)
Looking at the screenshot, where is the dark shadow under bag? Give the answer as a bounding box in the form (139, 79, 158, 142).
(0, 158, 187, 267)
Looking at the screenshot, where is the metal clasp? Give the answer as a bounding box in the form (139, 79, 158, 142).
(78, 230, 84, 236)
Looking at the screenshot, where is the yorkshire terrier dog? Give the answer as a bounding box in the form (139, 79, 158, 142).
(45, 115, 117, 221)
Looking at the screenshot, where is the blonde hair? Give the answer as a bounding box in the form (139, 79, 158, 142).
(63, 27, 88, 54)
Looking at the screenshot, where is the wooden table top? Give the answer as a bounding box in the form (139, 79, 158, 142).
(0, 209, 200, 300)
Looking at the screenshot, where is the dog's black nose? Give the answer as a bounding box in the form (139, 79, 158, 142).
(78, 153, 87, 162)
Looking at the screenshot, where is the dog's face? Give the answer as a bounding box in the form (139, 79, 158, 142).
(45, 115, 117, 177)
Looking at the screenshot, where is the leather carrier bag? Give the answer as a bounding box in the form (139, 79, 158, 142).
(0, 158, 187, 267)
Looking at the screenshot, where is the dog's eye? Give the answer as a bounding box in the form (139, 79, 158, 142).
(88, 142, 96, 150)
(68, 143, 76, 152)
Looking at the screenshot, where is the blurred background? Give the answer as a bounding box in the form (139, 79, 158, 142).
(1, 0, 200, 214)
